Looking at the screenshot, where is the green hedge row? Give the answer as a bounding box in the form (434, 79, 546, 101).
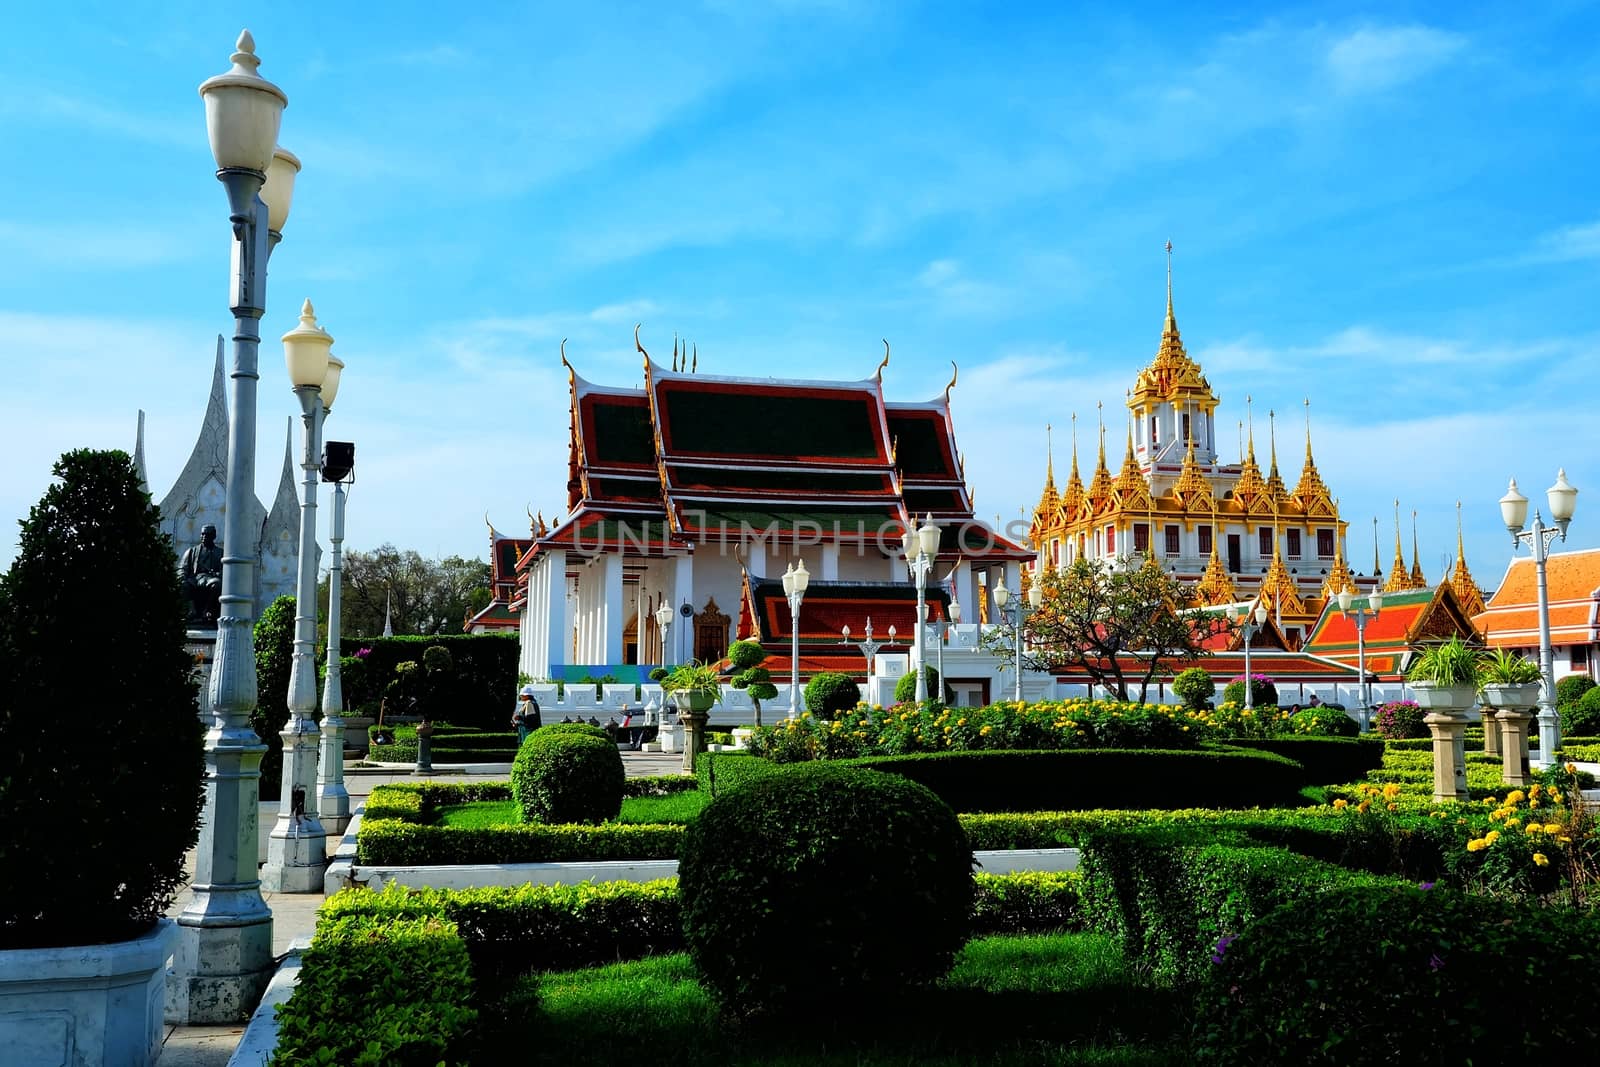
(367, 743, 519, 763)
(699, 747, 1313, 812)
(357, 820, 687, 865)
(622, 774, 698, 797)
(269, 914, 476, 1067)
(319, 869, 1080, 987)
(1077, 826, 1403, 987)
(1218, 736, 1384, 785)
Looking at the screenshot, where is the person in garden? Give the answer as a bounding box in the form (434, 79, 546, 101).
(513, 685, 542, 744)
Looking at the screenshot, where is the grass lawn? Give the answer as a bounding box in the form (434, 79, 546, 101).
(433, 791, 708, 829)
(471, 932, 1186, 1065)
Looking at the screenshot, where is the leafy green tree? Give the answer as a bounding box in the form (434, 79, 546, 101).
(1173, 667, 1216, 710)
(253, 594, 296, 801)
(726, 640, 779, 727)
(980, 557, 1231, 702)
(328, 544, 492, 636)
(0, 449, 204, 945)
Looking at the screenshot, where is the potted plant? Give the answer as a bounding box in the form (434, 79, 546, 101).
(0, 451, 205, 1065)
(661, 660, 722, 715)
(1405, 636, 1480, 712)
(1477, 648, 1542, 709)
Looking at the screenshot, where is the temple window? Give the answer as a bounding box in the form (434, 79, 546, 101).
(1150, 417, 1158, 445)
(1164, 525, 1180, 556)
(1574, 646, 1590, 670)
(1182, 413, 1191, 442)
(1317, 529, 1335, 557)
(1052, 540, 1060, 566)
(1198, 525, 1212, 555)
(1287, 529, 1302, 558)
(1106, 525, 1116, 553)
(1258, 528, 1273, 557)
(1134, 523, 1150, 552)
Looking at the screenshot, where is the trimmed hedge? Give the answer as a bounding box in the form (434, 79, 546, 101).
(970, 870, 1080, 935)
(696, 751, 784, 797)
(510, 728, 625, 825)
(1220, 736, 1384, 785)
(269, 913, 476, 1067)
(357, 819, 686, 865)
(622, 774, 698, 798)
(1078, 826, 1401, 986)
(1193, 886, 1600, 1063)
(831, 747, 1313, 812)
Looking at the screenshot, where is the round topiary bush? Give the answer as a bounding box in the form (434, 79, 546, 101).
(1173, 667, 1216, 710)
(1221, 674, 1278, 708)
(0, 449, 205, 948)
(804, 671, 861, 719)
(510, 728, 625, 824)
(1562, 686, 1600, 737)
(1556, 673, 1596, 708)
(1289, 704, 1360, 738)
(1192, 886, 1600, 1064)
(678, 762, 974, 1012)
(892, 664, 945, 704)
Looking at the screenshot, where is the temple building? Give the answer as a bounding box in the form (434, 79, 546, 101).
(135, 338, 302, 620)
(512, 335, 1032, 683)
(1474, 547, 1600, 684)
(1028, 249, 1381, 647)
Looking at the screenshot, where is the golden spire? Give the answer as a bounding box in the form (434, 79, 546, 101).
(1165, 238, 1176, 334)
(1061, 412, 1085, 521)
(1031, 424, 1061, 538)
(1290, 397, 1335, 516)
(1195, 500, 1236, 605)
(1450, 500, 1487, 616)
(1129, 239, 1216, 410)
(1321, 504, 1357, 599)
(1086, 401, 1114, 510)
(1171, 427, 1214, 513)
(1262, 535, 1306, 618)
(1046, 422, 1055, 490)
(1384, 500, 1414, 592)
(1372, 515, 1381, 578)
(1263, 408, 1290, 507)
(1409, 509, 1425, 586)
(1113, 410, 1151, 511)
(1232, 395, 1268, 513)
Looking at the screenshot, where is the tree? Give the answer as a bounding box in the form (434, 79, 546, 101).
(980, 556, 1231, 702)
(329, 544, 492, 636)
(726, 640, 779, 727)
(0, 449, 204, 945)
(253, 594, 296, 801)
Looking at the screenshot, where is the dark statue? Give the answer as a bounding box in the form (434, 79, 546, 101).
(180, 523, 224, 627)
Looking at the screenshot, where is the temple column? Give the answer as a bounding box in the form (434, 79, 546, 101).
(747, 538, 767, 580)
(820, 543, 840, 581)
(672, 553, 694, 665)
(542, 551, 566, 675)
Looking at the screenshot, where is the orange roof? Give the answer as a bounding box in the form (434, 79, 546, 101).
(1476, 547, 1600, 647)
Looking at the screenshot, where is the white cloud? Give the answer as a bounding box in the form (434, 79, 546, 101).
(1325, 25, 1467, 94)
(1526, 219, 1600, 263)
(0, 220, 201, 270)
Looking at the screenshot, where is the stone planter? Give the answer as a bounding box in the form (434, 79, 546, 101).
(731, 727, 755, 749)
(0, 918, 176, 1067)
(1479, 682, 1540, 710)
(1410, 682, 1478, 712)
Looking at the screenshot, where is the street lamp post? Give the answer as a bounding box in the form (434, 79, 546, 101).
(905, 516, 942, 702)
(654, 602, 674, 668)
(1236, 603, 1270, 710)
(932, 599, 961, 704)
(169, 29, 293, 1024)
(993, 582, 1042, 703)
(1336, 588, 1384, 729)
(782, 560, 810, 718)
(1500, 470, 1580, 767)
(318, 440, 355, 834)
(841, 618, 890, 685)
(262, 301, 339, 892)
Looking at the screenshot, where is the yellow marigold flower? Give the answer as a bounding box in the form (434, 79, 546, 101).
(1544, 822, 1563, 834)
(1505, 817, 1521, 827)
(1507, 790, 1526, 804)
(980, 725, 992, 736)
(1386, 802, 1398, 812)
(1566, 763, 1578, 774)
(1530, 784, 1543, 798)
(1485, 830, 1501, 844)
(1551, 790, 1563, 803)
(1467, 838, 1487, 852)
(1526, 822, 1543, 833)
(1357, 801, 1372, 813)
(1485, 796, 1498, 806)
(957, 718, 966, 726)
(1533, 853, 1550, 867)
(1333, 798, 1349, 810)
(1383, 783, 1401, 800)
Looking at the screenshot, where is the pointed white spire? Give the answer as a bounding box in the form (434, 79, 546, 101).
(383, 588, 394, 637)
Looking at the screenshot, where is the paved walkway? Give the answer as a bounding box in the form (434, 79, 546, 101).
(157, 751, 684, 1066)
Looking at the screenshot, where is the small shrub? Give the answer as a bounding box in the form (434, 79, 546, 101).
(510, 729, 625, 825)
(1374, 700, 1427, 740)
(804, 671, 861, 719)
(678, 762, 973, 1012)
(1173, 667, 1215, 710)
(1555, 674, 1595, 708)
(893, 665, 946, 704)
(1220, 675, 1278, 708)
(1289, 704, 1360, 738)
(1561, 686, 1600, 737)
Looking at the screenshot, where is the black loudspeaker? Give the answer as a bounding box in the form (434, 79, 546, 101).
(322, 441, 355, 482)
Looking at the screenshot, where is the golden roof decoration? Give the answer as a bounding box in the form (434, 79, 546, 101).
(1128, 241, 1217, 409)
(1409, 509, 1425, 587)
(1262, 409, 1292, 511)
(1171, 433, 1215, 513)
(1194, 506, 1237, 606)
(1112, 415, 1153, 512)
(1031, 423, 1060, 528)
(1384, 500, 1421, 592)
(1449, 500, 1487, 617)
(1053, 412, 1086, 525)
(1085, 403, 1115, 513)
(1232, 400, 1269, 514)
(1290, 398, 1336, 518)
(1321, 516, 1357, 599)
(1262, 541, 1307, 617)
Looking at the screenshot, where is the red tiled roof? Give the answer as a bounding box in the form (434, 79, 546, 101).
(1476, 547, 1600, 647)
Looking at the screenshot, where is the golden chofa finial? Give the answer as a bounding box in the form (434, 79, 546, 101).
(672, 334, 680, 373)
(875, 339, 891, 382)
(559, 338, 574, 386)
(943, 360, 958, 404)
(634, 323, 650, 365)
(691, 342, 697, 374)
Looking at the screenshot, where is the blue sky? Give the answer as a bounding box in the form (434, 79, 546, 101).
(2, 2, 1597, 591)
